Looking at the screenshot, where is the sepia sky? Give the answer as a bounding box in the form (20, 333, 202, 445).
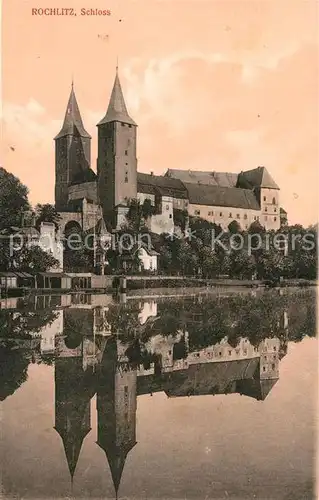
(2, 0, 318, 226)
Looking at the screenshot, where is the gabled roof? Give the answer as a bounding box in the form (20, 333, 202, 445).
(98, 69, 137, 126)
(137, 173, 188, 198)
(237, 377, 278, 401)
(184, 182, 260, 210)
(166, 169, 238, 188)
(238, 166, 280, 190)
(55, 84, 91, 140)
(164, 358, 260, 397)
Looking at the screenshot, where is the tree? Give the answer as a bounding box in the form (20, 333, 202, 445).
(248, 220, 265, 234)
(35, 203, 61, 230)
(228, 220, 241, 234)
(0, 167, 30, 229)
(229, 250, 256, 279)
(125, 199, 146, 232)
(14, 245, 60, 273)
(173, 209, 188, 231)
(198, 246, 220, 278)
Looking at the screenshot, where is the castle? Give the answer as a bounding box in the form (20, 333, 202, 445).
(54, 68, 283, 237)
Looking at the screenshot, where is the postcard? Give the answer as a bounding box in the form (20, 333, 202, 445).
(1, 0, 317, 499)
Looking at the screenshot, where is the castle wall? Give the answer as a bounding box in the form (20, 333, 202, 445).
(146, 195, 175, 234)
(188, 203, 261, 231)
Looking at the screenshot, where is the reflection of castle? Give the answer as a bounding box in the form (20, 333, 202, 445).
(0, 296, 291, 499)
(52, 305, 289, 498)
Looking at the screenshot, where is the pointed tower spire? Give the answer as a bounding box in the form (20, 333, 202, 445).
(55, 84, 91, 139)
(98, 68, 136, 126)
(54, 358, 95, 484)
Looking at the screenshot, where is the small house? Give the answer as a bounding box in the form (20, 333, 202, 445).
(36, 272, 72, 290)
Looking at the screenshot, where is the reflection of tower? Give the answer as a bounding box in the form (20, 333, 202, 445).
(96, 337, 137, 498)
(54, 357, 95, 481)
(278, 309, 289, 360)
(237, 338, 280, 401)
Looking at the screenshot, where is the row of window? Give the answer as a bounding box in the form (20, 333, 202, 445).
(194, 348, 249, 358)
(265, 206, 277, 212)
(195, 210, 258, 220)
(193, 210, 278, 224)
(265, 216, 277, 221)
(264, 196, 277, 204)
(263, 364, 276, 371)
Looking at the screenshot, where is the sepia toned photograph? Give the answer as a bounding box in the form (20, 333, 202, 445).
(1, 0, 318, 499)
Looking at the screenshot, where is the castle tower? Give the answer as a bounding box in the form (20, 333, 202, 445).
(54, 357, 95, 481)
(97, 68, 137, 228)
(54, 83, 91, 211)
(96, 337, 137, 498)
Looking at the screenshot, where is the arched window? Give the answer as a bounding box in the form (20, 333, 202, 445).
(272, 197, 276, 204)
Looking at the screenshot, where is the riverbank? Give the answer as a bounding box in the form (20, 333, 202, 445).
(0, 277, 317, 299)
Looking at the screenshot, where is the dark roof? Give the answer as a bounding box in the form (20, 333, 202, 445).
(97, 69, 137, 126)
(55, 84, 91, 140)
(184, 182, 260, 210)
(70, 168, 97, 185)
(137, 173, 188, 198)
(165, 358, 260, 397)
(166, 169, 238, 188)
(280, 207, 287, 214)
(238, 166, 279, 190)
(14, 272, 34, 278)
(237, 377, 278, 401)
(38, 272, 70, 278)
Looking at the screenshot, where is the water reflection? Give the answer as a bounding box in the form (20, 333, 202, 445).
(0, 288, 316, 498)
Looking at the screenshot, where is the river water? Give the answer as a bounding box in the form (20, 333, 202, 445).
(0, 287, 317, 499)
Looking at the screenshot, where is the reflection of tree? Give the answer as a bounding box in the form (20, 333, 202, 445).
(0, 309, 59, 338)
(105, 302, 141, 338)
(0, 346, 30, 401)
(139, 289, 316, 352)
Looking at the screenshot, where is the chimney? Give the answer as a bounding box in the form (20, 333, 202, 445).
(150, 171, 154, 176)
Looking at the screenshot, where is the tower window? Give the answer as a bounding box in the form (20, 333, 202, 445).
(220, 212, 223, 217)
(125, 177, 128, 183)
(195, 209, 200, 216)
(274, 217, 277, 221)
(263, 196, 266, 202)
(129, 124, 132, 128)
(125, 150, 128, 155)
(169, 214, 172, 218)
(244, 214, 247, 219)
(237, 214, 240, 219)
(272, 197, 276, 204)
(272, 364, 276, 370)
(229, 212, 232, 218)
